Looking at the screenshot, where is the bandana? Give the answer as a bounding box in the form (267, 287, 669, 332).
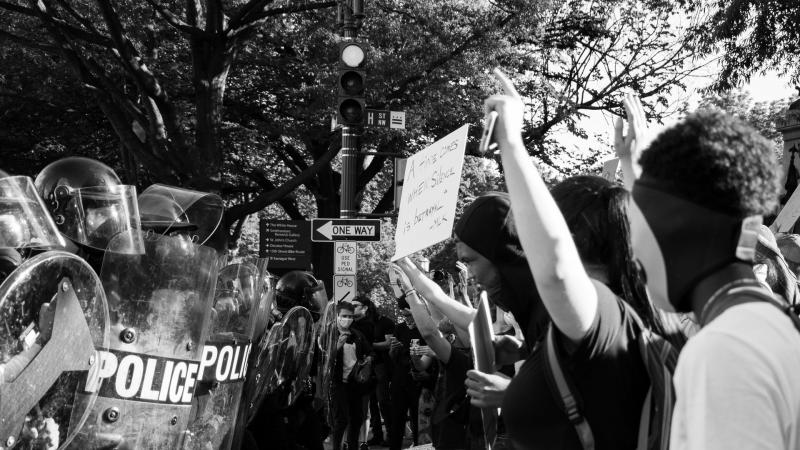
(631, 178, 761, 312)
(454, 192, 549, 344)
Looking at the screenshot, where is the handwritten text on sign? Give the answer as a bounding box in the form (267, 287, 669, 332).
(392, 124, 469, 260)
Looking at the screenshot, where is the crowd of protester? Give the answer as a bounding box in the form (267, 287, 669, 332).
(324, 69, 800, 450)
(4, 65, 800, 450)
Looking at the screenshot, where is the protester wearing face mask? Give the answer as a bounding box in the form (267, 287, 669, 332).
(617, 92, 800, 449)
(460, 69, 678, 450)
(331, 302, 373, 450)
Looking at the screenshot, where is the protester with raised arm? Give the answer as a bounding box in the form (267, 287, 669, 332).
(465, 69, 672, 449)
(390, 264, 483, 450)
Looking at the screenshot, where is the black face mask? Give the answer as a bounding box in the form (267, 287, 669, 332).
(630, 178, 761, 312)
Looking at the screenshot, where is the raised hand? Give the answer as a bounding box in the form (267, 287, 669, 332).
(484, 68, 525, 149)
(615, 93, 651, 187)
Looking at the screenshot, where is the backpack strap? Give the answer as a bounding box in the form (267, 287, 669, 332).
(701, 284, 800, 333)
(543, 324, 595, 450)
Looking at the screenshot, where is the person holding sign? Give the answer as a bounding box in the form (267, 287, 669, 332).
(466, 68, 674, 449)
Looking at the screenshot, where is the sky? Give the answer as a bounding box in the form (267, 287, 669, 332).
(552, 71, 798, 170)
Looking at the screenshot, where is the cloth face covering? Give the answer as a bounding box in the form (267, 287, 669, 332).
(454, 192, 549, 344)
(338, 317, 353, 329)
(630, 178, 761, 312)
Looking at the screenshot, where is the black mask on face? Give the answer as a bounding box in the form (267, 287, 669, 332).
(631, 178, 761, 312)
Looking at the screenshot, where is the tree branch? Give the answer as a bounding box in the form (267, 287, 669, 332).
(225, 138, 341, 225)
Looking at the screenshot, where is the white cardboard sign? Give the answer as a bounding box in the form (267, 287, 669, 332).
(334, 241, 357, 275)
(771, 186, 800, 232)
(392, 124, 469, 261)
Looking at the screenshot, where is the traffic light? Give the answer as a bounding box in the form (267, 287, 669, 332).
(337, 41, 366, 126)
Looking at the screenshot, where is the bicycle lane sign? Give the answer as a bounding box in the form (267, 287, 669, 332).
(334, 241, 357, 275)
(333, 274, 356, 303)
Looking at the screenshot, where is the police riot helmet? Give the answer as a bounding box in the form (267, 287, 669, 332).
(35, 157, 143, 254)
(274, 270, 326, 316)
(137, 184, 225, 253)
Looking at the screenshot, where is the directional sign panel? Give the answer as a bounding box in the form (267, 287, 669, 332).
(333, 275, 357, 303)
(311, 218, 381, 242)
(334, 241, 357, 275)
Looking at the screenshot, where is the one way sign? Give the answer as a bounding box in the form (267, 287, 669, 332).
(311, 219, 382, 242)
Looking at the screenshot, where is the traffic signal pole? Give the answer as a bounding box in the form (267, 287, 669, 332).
(338, 1, 361, 219)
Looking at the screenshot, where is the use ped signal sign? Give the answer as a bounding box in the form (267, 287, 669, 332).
(311, 219, 381, 242)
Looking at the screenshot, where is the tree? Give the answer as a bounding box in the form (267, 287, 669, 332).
(0, 0, 705, 241)
(690, 0, 800, 90)
(698, 89, 789, 154)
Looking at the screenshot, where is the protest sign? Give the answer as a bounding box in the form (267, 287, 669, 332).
(392, 124, 469, 260)
(602, 158, 620, 181)
(772, 186, 800, 232)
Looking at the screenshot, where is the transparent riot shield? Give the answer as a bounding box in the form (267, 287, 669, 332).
(0, 250, 109, 449)
(315, 301, 338, 425)
(183, 263, 259, 450)
(0, 176, 65, 250)
(228, 259, 276, 450)
(65, 233, 218, 449)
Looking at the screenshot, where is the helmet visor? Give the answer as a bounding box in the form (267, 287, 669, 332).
(138, 184, 223, 247)
(57, 185, 144, 254)
(0, 176, 66, 249)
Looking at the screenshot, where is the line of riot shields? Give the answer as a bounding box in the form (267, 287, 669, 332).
(0, 158, 342, 450)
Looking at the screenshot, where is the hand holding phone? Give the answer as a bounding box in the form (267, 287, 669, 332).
(478, 110, 499, 154)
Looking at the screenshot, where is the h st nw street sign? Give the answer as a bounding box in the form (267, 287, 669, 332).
(311, 219, 381, 242)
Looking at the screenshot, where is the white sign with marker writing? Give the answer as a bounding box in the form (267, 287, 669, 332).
(392, 124, 469, 261)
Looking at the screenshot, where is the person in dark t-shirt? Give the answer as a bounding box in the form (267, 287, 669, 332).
(464, 70, 673, 449)
(387, 309, 424, 450)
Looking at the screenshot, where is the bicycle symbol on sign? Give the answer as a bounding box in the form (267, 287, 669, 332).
(336, 244, 355, 254)
(336, 277, 354, 288)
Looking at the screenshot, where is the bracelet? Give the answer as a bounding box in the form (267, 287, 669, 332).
(403, 289, 417, 297)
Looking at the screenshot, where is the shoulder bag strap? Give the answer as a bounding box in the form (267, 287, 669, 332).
(543, 324, 595, 450)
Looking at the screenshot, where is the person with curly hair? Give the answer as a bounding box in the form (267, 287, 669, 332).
(617, 97, 800, 449)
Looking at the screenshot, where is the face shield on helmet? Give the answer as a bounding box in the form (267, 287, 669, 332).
(0, 176, 65, 249)
(52, 184, 144, 254)
(35, 157, 144, 254)
(274, 270, 327, 316)
(138, 184, 224, 251)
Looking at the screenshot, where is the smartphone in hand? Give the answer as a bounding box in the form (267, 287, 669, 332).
(478, 110, 499, 154)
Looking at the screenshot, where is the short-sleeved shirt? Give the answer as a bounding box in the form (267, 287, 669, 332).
(372, 315, 395, 364)
(501, 293, 649, 449)
(670, 302, 800, 450)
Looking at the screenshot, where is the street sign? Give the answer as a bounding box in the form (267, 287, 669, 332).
(259, 219, 312, 269)
(366, 109, 406, 130)
(390, 111, 406, 129)
(311, 218, 381, 242)
(333, 275, 356, 303)
(334, 241, 357, 275)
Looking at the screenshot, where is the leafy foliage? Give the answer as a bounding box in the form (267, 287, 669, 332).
(691, 0, 800, 90)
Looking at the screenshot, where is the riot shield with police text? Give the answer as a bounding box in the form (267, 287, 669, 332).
(183, 263, 259, 450)
(66, 233, 218, 449)
(0, 251, 109, 449)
